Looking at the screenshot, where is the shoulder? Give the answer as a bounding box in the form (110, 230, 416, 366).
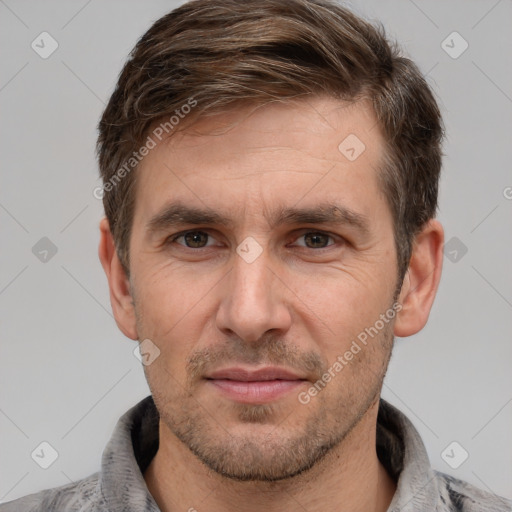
(0, 472, 106, 512)
(435, 471, 512, 512)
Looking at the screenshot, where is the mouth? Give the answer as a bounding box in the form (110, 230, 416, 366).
(204, 366, 308, 404)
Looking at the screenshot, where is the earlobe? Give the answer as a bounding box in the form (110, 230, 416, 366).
(394, 219, 444, 337)
(98, 217, 138, 340)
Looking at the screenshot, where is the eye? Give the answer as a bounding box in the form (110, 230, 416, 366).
(171, 230, 217, 249)
(292, 231, 336, 249)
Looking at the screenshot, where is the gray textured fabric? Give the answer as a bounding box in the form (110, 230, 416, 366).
(1, 396, 510, 511)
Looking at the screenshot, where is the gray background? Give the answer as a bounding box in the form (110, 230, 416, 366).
(1, 0, 511, 504)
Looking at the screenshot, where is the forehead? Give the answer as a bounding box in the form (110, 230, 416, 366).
(155, 97, 381, 168)
(132, 96, 388, 226)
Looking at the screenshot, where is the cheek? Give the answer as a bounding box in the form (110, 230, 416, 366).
(290, 269, 391, 350)
(132, 266, 219, 358)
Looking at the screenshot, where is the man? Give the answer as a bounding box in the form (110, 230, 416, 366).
(1, 0, 510, 511)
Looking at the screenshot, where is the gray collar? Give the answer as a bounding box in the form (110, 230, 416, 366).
(98, 396, 439, 511)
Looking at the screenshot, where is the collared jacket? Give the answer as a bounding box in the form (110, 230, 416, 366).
(1, 396, 510, 511)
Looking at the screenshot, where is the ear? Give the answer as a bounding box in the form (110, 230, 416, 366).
(98, 217, 138, 340)
(394, 219, 444, 337)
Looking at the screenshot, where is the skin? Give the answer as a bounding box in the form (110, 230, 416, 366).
(99, 96, 444, 512)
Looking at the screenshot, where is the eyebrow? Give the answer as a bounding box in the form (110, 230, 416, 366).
(146, 203, 234, 234)
(146, 201, 370, 235)
(270, 204, 370, 234)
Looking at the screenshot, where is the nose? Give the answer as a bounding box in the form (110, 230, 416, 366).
(215, 249, 292, 344)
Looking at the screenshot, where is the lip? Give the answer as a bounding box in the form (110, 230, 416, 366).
(205, 366, 308, 404)
(206, 366, 305, 381)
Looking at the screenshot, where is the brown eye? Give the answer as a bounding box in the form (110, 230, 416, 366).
(303, 232, 332, 248)
(179, 231, 211, 248)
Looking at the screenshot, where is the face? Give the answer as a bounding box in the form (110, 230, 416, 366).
(127, 96, 400, 481)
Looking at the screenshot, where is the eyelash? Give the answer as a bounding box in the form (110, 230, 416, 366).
(166, 230, 341, 250)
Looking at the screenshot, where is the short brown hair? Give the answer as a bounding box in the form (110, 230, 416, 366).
(97, 0, 443, 282)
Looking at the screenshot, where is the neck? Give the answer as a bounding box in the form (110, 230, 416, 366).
(144, 399, 397, 512)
